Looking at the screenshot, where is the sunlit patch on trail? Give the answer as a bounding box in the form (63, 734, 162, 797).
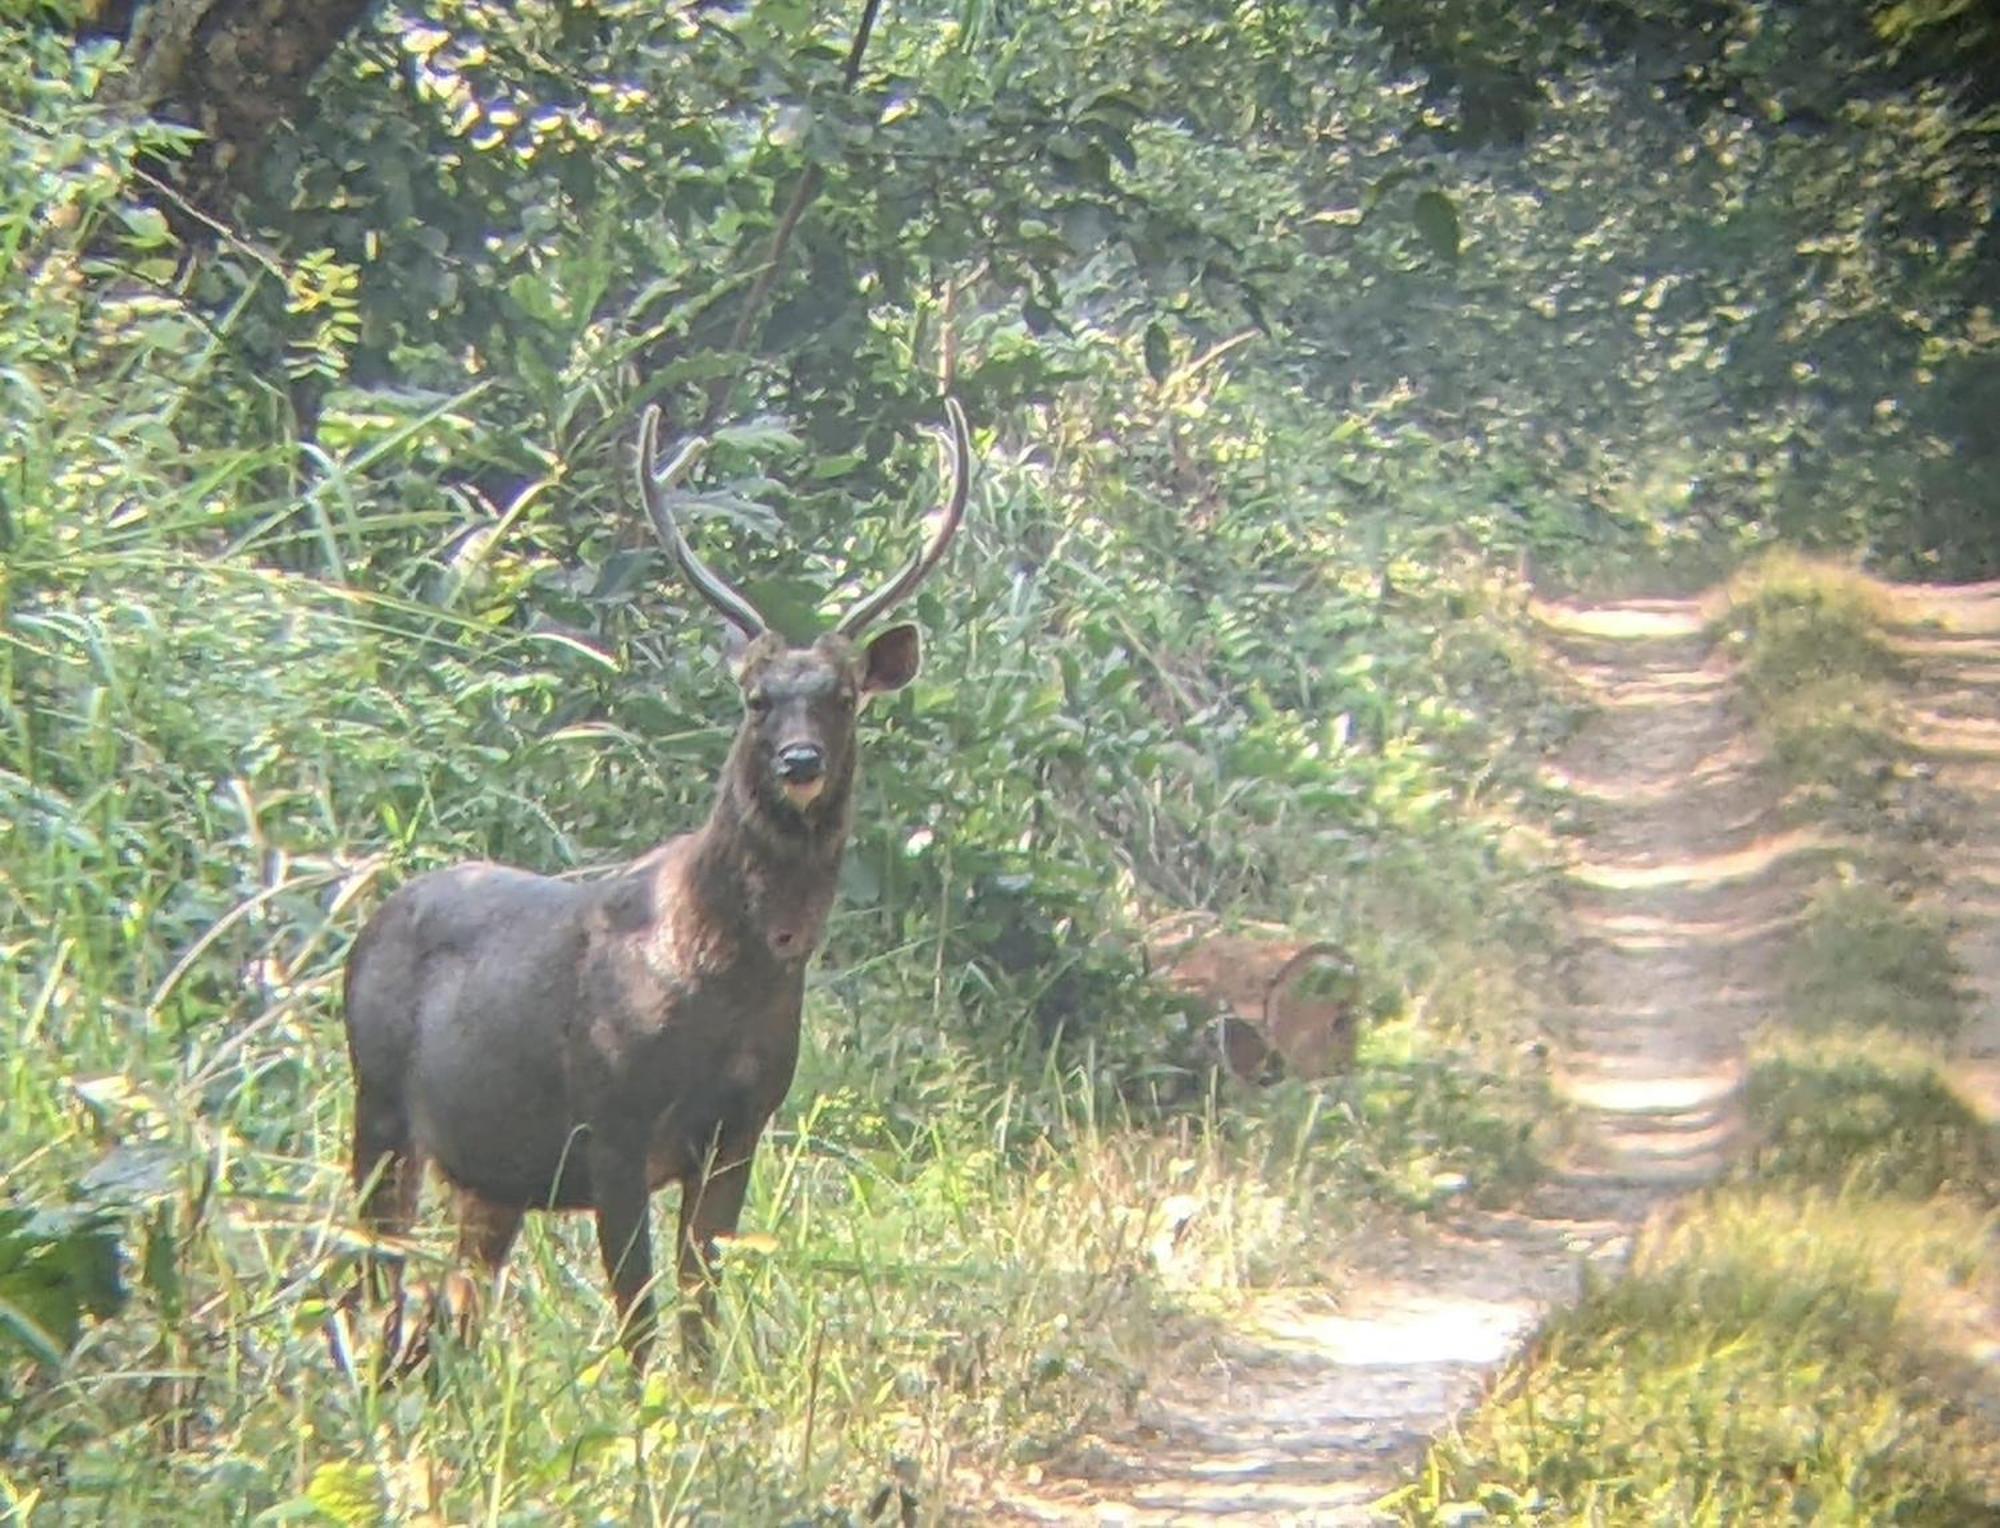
(1585, 672, 1729, 712)
(1271, 1292, 1543, 1369)
(1573, 903, 1799, 952)
(1895, 581, 2000, 636)
(1572, 824, 1830, 891)
(1560, 1067, 1739, 1116)
(1529, 599, 1712, 640)
(1906, 708, 2000, 766)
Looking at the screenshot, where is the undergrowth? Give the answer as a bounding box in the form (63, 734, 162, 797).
(1716, 550, 1905, 708)
(1744, 1030, 1998, 1202)
(1714, 551, 1912, 815)
(1782, 878, 1966, 1039)
(0, 23, 1567, 1520)
(0, 1042, 1423, 1521)
(2, 941, 1556, 1522)
(1402, 1022, 2000, 1523)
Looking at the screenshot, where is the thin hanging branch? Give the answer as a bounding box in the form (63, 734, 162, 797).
(837, 0, 886, 90)
(700, 0, 887, 429)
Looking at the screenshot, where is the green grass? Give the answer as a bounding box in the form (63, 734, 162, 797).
(1396, 1029, 2000, 1524)
(0, 500, 1565, 1523)
(1399, 1186, 2000, 1524)
(1743, 1030, 2000, 1202)
(0, 967, 1554, 1523)
(1714, 550, 1911, 812)
(1715, 550, 1906, 710)
(1759, 677, 1906, 807)
(1782, 878, 1967, 1039)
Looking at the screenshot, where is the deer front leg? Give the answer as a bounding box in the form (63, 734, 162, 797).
(675, 1140, 755, 1377)
(589, 1134, 657, 1369)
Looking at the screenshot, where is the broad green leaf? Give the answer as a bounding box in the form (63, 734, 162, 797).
(712, 417, 804, 452)
(118, 205, 171, 248)
(1412, 190, 1461, 261)
(0, 1205, 126, 1358)
(303, 1462, 383, 1527)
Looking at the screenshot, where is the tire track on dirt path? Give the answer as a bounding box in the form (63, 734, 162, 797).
(969, 594, 1800, 1525)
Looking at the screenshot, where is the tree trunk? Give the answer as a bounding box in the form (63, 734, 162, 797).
(92, 0, 378, 185)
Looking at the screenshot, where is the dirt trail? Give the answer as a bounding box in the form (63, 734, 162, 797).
(974, 595, 1806, 1524)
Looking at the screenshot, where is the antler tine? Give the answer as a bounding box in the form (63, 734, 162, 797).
(636, 404, 768, 640)
(835, 397, 973, 638)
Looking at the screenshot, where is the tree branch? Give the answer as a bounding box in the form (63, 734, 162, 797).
(699, 0, 886, 429)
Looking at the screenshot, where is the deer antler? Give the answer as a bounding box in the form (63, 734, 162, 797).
(835, 398, 972, 637)
(636, 404, 769, 640)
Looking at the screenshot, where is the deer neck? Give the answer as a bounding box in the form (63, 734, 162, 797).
(685, 760, 853, 964)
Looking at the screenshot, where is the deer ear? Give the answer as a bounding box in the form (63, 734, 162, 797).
(860, 623, 921, 694)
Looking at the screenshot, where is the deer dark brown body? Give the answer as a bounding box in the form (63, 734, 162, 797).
(342, 401, 970, 1371)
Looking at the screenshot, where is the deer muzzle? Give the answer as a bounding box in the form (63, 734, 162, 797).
(775, 743, 827, 806)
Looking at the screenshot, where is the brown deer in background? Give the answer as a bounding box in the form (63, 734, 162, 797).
(341, 398, 972, 1371)
(1146, 914, 1365, 1082)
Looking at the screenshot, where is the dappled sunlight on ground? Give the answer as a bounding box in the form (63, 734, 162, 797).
(1272, 1294, 1536, 1369)
(1572, 903, 1798, 952)
(1896, 582, 2000, 636)
(1571, 825, 1829, 892)
(1530, 606, 1770, 1215)
(981, 1222, 1599, 1524)
(1875, 581, 2000, 1436)
(1530, 598, 1713, 641)
(1893, 646, 2000, 683)
(1905, 710, 2000, 768)
(1545, 750, 1758, 806)
(1585, 673, 1728, 711)
(1555, 1067, 1747, 1188)
(1560, 1069, 1741, 1115)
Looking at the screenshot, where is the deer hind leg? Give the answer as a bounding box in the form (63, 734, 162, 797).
(351, 1093, 424, 1299)
(328, 1095, 426, 1380)
(455, 1191, 524, 1273)
(347, 1090, 448, 1376)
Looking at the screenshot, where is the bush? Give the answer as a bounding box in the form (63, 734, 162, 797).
(1781, 878, 1966, 1039)
(1716, 551, 1904, 711)
(1744, 1032, 2000, 1201)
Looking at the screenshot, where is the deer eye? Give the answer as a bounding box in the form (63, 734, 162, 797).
(747, 693, 772, 715)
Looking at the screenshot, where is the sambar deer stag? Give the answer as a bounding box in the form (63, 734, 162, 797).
(342, 398, 972, 1372)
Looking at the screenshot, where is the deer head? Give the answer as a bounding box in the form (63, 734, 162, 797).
(635, 400, 972, 827)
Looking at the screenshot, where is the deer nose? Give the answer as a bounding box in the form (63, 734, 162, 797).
(775, 744, 825, 784)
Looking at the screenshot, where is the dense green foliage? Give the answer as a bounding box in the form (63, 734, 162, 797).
(5, 0, 1998, 1517)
